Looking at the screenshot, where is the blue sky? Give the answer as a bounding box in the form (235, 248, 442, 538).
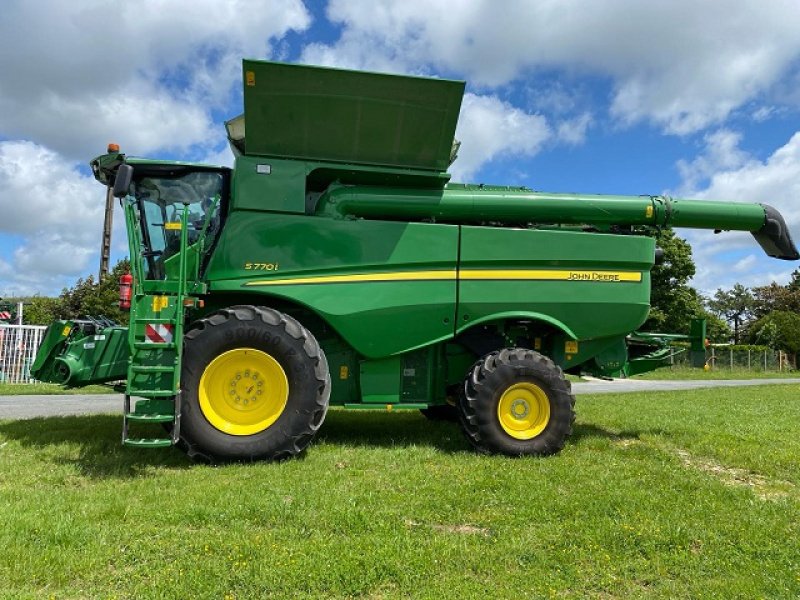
(1, 0, 799, 297)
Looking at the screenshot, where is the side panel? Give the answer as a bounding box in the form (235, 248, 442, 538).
(232, 156, 308, 214)
(457, 227, 654, 342)
(205, 212, 458, 358)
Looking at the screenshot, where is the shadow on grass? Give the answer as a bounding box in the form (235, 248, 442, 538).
(0, 410, 666, 479)
(319, 411, 665, 453)
(318, 410, 470, 453)
(0, 414, 193, 479)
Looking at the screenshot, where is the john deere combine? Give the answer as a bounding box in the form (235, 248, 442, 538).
(32, 60, 798, 460)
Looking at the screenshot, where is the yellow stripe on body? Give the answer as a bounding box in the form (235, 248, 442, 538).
(244, 270, 457, 286)
(244, 268, 641, 286)
(460, 269, 642, 283)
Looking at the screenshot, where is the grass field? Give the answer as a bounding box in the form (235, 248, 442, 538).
(632, 367, 797, 380)
(1, 385, 799, 598)
(0, 382, 115, 395)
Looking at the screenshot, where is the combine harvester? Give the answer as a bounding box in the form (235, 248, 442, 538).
(32, 60, 798, 460)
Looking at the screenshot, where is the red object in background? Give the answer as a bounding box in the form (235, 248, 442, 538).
(119, 273, 133, 310)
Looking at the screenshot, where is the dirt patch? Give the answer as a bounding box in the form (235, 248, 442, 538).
(672, 448, 794, 501)
(404, 518, 491, 537)
(607, 431, 795, 501)
(613, 438, 642, 449)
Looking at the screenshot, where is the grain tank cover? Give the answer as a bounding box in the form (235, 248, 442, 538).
(240, 59, 465, 171)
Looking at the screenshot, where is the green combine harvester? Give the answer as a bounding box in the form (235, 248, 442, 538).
(32, 60, 798, 461)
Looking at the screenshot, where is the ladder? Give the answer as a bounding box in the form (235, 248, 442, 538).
(121, 203, 191, 448)
(122, 294, 185, 447)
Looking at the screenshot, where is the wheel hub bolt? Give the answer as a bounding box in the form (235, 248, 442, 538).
(511, 399, 529, 418)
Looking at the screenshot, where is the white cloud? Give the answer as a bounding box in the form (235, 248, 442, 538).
(681, 131, 800, 230)
(0, 0, 310, 161)
(0, 0, 310, 295)
(676, 130, 752, 192)
(305, 0, 800, 135)
(451, 93, 550, 181)
(0, 141, 106, 295)
(200, 145, 236, 169)
(0, 141, 99, 239)
(1, 83, 216, 163)
(732, 254, 758, 273)
(556, 113, 593, 146)
(693, 259, 795, 296)
(674, 130, 800, 292)
(752, 106, 776, 123)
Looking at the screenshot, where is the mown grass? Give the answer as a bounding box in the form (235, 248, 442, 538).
(0, 382, 114, 396)
(632, 366, 798, 380)
(1, 385, 799, 599)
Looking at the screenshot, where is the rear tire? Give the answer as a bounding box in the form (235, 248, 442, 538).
(179, 305, 330, 461)
(457, 348, 574, 456)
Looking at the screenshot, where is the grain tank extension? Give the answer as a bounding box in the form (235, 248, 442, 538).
(32, 60, 798, 460)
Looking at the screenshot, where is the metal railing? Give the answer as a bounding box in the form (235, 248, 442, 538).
(668, 346, 793, 372)
(0, 325, 47, 383)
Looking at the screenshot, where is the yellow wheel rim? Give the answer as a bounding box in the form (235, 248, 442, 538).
(199, 348, 288, 436)
(497, 382, 551, 440)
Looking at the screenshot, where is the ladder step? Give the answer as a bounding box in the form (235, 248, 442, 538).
(125, 413, 175, 423)
(134, 342, 177, 350)
(134, 318, 176, 324)
(123, 438, 173, 448)
(127, 390, 177, 397)
(131, 365, 176, 373)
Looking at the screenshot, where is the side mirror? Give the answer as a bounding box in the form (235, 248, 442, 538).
(112, 164, 133, 198)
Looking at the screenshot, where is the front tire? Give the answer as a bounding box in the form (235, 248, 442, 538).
(179, 305, 330, 461)
(457, 348, 574, 456)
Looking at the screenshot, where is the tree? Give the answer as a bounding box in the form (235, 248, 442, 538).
(643, 229, 702, 334)
(22, 296, 60, 325)
(707, 283, 755, 344)
(703, 312, 733, 344)
(752, 281, 800, 318)
(749, 310, 800, 365)
(787, 269, 800, 293)
(57, 259, 131, 325)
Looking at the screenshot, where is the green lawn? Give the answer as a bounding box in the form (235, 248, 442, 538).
(632, 366, 798, 380)
(0, 382, 115, 396)
(1, 385, 799, 598)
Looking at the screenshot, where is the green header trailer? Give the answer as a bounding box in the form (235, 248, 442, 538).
(32, 60, 798, 461)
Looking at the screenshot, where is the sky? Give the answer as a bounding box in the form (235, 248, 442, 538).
(1, 0, 799, 298)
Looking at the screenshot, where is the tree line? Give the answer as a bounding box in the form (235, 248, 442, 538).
(4, 260, 131, 327)
(643, 230, 800, 362)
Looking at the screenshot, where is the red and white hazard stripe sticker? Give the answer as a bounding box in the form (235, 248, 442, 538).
(144, 323, 174, 344)
(0, 311, 11, 320)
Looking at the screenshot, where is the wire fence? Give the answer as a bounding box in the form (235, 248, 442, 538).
(0, 325, 47, 383)
(667, 346, 794, 372)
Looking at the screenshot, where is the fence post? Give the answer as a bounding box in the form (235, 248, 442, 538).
(748, 349, 751, 370)
(764, 350, 768, 370)
(730, 348, 733, 369)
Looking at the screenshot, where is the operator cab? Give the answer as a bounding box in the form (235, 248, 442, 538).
(132, 167, 227, 279)
(91, 150, 231, 281)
